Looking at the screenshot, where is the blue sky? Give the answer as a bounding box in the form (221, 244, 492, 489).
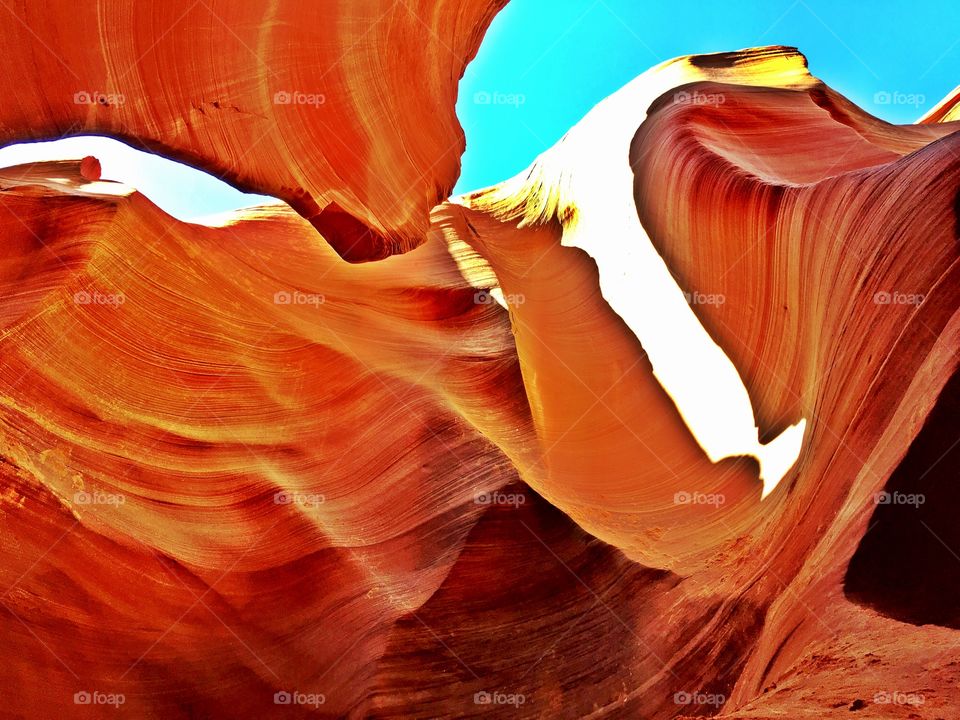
(455, 0, 960, 192)
(1, 1, 956, 216)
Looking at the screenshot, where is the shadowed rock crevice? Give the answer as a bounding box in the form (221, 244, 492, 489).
(844, 367, 960, 629)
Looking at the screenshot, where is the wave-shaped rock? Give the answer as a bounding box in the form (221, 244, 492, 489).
(0, 37, 958, 720)
(0, 0, 505, 261)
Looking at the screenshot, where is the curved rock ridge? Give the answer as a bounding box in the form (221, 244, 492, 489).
(0, 0, 507, 262)
(432, 44, 960, 714)
(921, 84, 960, 123)
(0, 158, 534, 718)
(0, 44, 958, 719)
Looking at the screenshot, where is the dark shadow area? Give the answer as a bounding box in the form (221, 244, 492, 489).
(844, 367, 960, 628)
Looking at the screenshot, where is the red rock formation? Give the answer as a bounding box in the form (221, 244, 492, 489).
(0, 0, 506, 261)
(433, 47, 960, 717)
(0, 26, 958, 720)
(0, 159, 531, 718)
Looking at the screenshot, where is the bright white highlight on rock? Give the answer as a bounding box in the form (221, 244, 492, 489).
(497, 57, 810, 499)
(0, 136, 278, 221)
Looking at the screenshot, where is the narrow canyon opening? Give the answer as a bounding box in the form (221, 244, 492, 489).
(0, 136, 280, 221)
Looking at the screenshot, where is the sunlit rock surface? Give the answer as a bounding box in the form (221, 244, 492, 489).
(0, 0, 505, 261)
(0, 30, 958, 720)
